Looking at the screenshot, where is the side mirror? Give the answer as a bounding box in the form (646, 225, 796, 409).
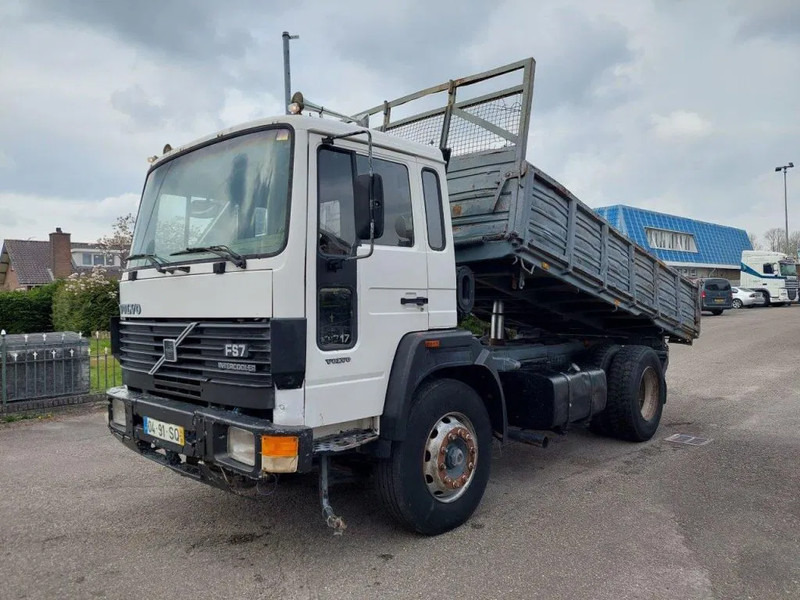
(354, 173, 384, 241)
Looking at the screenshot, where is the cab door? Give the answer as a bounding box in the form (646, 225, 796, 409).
(420, 165, 457, 329)
(304, 136, 428, 429)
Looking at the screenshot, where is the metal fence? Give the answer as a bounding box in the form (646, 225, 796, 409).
(0, 330, 120, 409)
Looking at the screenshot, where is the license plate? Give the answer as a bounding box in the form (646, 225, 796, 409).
(143, 416, 185, 446)
(714, 298, 724, 303)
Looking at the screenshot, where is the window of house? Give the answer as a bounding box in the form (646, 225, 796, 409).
(645, 228, 698, 252)
(93, 254, 105, 265)
(82, 253, 93, 265)
(422, 168, 445, 251)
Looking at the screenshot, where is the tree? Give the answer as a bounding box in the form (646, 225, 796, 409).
(97, 213, 135, 261)
(763, 228, 784, 252)
(784, 230, 800, 258)
(747, 232, 761, 250)
(52, 268, 119, 335)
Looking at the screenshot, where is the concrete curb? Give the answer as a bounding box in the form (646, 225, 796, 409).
(0, 393, 106, 415)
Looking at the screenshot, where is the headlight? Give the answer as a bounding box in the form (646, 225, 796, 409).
(111, 398, 126, 427)
(227, 427, 255, 466)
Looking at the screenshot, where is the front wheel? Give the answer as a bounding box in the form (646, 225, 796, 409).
(377, 379, 492, 535)
(732, 299, 743, 309)
(761, 291, 771, 306)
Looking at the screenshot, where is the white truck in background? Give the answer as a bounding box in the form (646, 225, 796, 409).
(740, 250, 797, 306)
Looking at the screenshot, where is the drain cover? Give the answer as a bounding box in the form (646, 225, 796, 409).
(664, 433, 712, 446)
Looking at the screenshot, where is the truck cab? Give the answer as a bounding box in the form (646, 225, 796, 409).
(740, 250, 796, 306)
(110, 116, 453, 463)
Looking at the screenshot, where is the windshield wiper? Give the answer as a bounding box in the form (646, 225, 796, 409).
(170, 245, 247, 269)
(126, 253, 168, 273)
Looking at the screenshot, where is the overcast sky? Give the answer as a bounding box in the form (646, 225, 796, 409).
(1, 0, 798, 245)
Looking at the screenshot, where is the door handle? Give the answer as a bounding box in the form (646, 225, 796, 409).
(401, 296, 429, 306)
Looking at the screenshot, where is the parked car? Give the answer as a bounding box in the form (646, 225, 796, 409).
(700, 278, 733, 315)
(731, 286, 766, 309)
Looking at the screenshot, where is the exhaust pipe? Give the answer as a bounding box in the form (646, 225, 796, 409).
(508, 428, 549, 448)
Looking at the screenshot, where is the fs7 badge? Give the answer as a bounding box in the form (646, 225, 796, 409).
(224, 344, 249, 358)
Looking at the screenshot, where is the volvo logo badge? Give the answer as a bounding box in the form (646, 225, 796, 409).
(163, 339, 177, 363)
(119, 303, 142, 315)
(148, 322, 198, 375)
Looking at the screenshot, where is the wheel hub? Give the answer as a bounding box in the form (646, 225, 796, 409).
(423, 413, 478, 503)
(638, 366, 660, 421)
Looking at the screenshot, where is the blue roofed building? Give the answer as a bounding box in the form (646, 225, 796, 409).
(594, 205, 752, 282)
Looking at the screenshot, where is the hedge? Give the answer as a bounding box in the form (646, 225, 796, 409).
(52, 269, 119, 335)
(0, 282, 61, 334)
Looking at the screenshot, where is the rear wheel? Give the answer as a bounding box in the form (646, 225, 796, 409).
(732, 299, 743, 309)
(596, 346, 666, 442)
(377, 378, 492, 535)
(580, 343, 620, 435)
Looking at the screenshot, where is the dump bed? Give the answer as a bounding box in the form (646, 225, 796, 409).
(355, 59, 700, 343)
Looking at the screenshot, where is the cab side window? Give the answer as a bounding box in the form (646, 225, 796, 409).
(355, 156, 413, 247)
(317, 148, 356, 256)
(421, 168, 445, 251)
(763, 263, 774, 274)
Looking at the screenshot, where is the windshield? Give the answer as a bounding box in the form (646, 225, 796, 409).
(129, 128, 292, 267)
(779, 262, 797, 277)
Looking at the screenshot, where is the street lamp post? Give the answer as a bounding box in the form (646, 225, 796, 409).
(282, 31, 299, 115)
(775, 162, 794, 250)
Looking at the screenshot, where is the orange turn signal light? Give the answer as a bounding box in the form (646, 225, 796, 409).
(424, 339, 440, 349)
(261, 435, 298, 458)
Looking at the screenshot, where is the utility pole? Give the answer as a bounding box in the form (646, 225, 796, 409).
(775, 162, 794, 251)
(283, 31, 299, 115)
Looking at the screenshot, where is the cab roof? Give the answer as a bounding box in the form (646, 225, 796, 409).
(150, 114, 445, 169)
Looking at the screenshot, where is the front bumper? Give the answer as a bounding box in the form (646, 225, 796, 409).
(107, 386, 313, 486)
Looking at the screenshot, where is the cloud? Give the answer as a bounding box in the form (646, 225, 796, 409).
(650, 111, 713, 141)
(0, 193, 140, 243)
(111, 85, 167, 129)
(1, 0, 799, 248)
(0, 149, 16, 172)
(734, 0, 800, 43)
(24, 0, 259, 63)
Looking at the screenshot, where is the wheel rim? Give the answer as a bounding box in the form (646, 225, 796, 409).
(733, 300, 742, 308)
(638, 366, 660, 421)
(423, 412, 478, 503)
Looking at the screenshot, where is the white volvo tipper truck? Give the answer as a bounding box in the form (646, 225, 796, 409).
(107, 59, 700, 535)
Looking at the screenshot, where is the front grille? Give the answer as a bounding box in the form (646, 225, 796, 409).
(786, 279, 797, 300)
(118, 319, 272, 403)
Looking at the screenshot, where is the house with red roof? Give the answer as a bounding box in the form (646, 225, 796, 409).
(0, 228, 123, 291)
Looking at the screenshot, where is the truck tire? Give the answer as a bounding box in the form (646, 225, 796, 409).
(376, 378, 492, 535)
(760, 290, 771, 306)
(597, 346, 665, 442)
(580, 343, 620, 436)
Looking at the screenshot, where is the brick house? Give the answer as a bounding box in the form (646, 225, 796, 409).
(0, 228, 124, 291)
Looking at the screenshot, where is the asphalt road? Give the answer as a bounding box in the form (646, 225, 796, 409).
(2, 306, 799, 600)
